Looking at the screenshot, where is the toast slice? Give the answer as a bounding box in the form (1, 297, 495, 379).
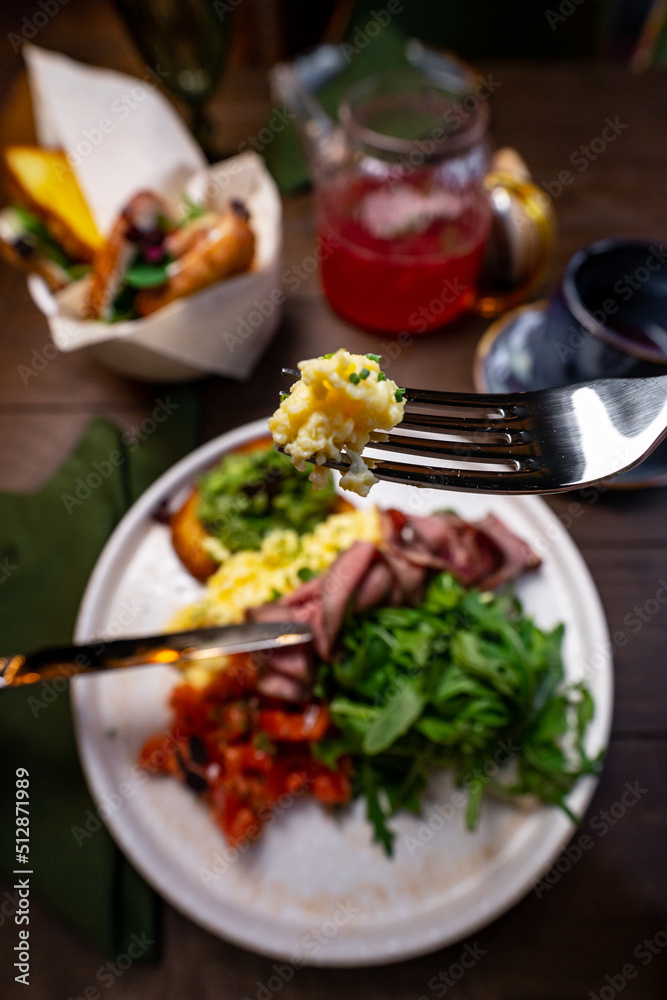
(171, 438, 355, 582)
(4, 146, 102, 262)
(172, 487, 356, 582)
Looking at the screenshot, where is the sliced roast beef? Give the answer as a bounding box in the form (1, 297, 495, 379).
(354, 559, 395, 611)
(388, 509, 540, 591)
(381, 544, 430, 604)
(254, 645, 312, 682)
(472, 513, 541, 590)
(256, 671, 307, 701)
(249, 541, 377, 659)
(427, 513, 499, 586)
(312, 540, 378, 658)
(250, 635, 314, 702)
(246, 507, 540, 700)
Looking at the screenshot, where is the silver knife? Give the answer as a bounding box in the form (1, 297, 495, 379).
(0, 622, 313, 688)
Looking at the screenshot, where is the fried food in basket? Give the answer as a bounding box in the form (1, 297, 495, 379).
(86, 193, 255, 322)
(0, 145, 102, 290)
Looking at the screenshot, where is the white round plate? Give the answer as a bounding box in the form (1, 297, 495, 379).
(73, 418, 613, 967)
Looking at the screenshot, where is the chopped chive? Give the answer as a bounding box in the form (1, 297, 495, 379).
(349, 372, 361, 384)
(321, 351, 336, 359)
(365, 353, 382, 362)
(395, 388, 406, 402)
(359, 368, 370, 380)
(377, 372, 387, 382)
(279, 390, 290, 399)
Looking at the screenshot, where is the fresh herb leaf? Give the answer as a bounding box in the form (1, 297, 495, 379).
(107, 283, 137, 323)
(181, 194, 206, 223)
(124, 260, 170, 289)
(10, 206, 71, 269)
(197, 445, 337, 555)
(363, 684, 425, 755)
(360, 761, 394, 855)
(311, 571, 600, 855)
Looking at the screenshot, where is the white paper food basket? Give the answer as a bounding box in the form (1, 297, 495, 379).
(28, 152, 283, 382)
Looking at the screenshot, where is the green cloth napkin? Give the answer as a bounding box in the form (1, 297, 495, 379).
(264, 24, 409, 194)
(0, 387, 199, 961)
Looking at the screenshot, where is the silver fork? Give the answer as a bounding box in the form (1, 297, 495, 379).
(281, 370, 667, 494)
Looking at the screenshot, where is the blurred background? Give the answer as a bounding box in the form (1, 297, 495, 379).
(0, 0, 666, 149)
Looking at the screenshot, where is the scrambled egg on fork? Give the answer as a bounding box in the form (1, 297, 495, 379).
(269, 348, 406, 496)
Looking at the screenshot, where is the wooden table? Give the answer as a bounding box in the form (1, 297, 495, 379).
(1, 14, 667, 998)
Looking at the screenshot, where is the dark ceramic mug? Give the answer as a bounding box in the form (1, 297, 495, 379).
(541, 238, 667, 385)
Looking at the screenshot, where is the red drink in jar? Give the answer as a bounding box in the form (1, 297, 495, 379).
(317, 172, 490, 333)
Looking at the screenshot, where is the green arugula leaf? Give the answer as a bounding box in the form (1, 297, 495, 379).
(362, 684, 425, 755)
(359, 762, 394, 855)
(310, 570, 600, 855)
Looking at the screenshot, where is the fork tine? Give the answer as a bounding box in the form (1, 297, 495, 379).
(399, 410, 525, 436)
(316, 455, 538, 492)
(402, 386, 524, 410)
(329, 457, 539, 493)
(379, 433, 535, 464)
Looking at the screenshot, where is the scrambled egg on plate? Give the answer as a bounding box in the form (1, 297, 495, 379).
(269, 348, 405, 497)
(172, 505, 380, 632)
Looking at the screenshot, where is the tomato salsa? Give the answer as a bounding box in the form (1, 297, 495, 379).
(138, 653, 351, 848)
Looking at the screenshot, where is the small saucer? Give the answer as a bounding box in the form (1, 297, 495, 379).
(474, 301, 667, 490)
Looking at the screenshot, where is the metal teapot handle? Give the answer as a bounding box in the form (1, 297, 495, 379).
(474, 149, 556, 317)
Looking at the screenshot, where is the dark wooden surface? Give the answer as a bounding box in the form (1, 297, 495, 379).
(1, 3, 667, 997)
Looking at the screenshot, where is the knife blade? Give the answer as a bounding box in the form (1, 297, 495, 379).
(0, 622, 313, 688)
